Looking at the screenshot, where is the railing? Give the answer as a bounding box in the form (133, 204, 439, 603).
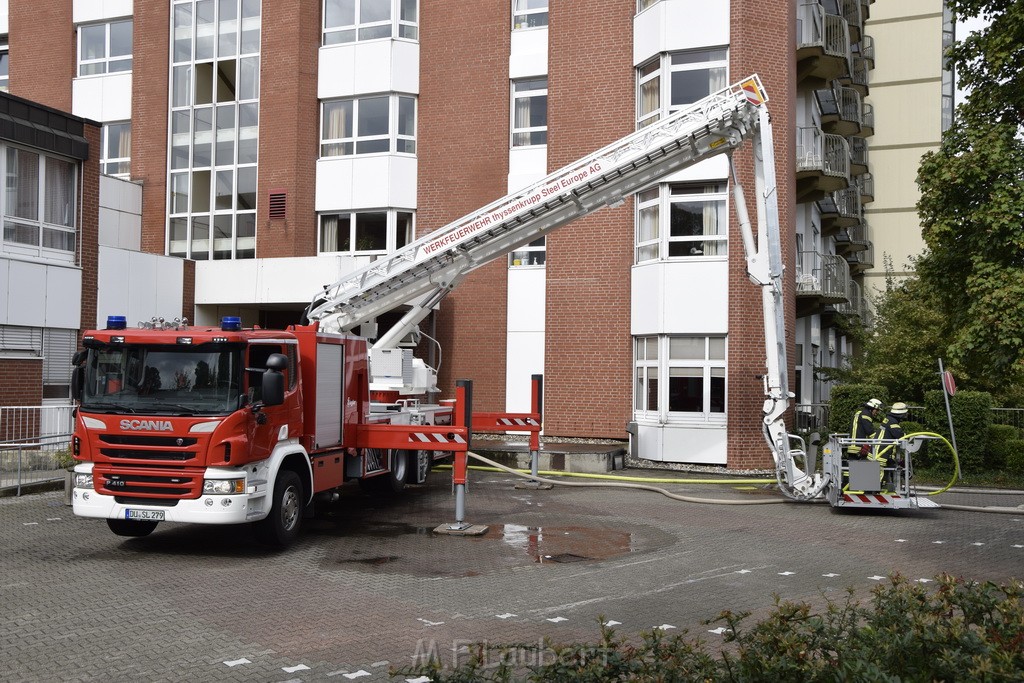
(861, 102, 875, 133)
(838, 87, 862, 127)
(0, 433, 73, 495)
(856, 172, 874, 200)
(849, 136, 868, 170)
(992, 408, 1024, 430)
(797, 2, 850, 59)
(823, 253, 851, 301)
(834, 186, 861, 220)
(859, 35, 875, 67)
(0, 405, 75, 442)
(839, 0, 863, 40)
(796, 126, 851, 181)
(797, 251, 849, 302)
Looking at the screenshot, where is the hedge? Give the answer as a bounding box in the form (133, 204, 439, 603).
(827, 384, 887, 436)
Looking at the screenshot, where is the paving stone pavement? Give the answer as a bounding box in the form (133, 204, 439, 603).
(1, 471, 1022, 682)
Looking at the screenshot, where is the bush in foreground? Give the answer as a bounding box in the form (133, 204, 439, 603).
(394, 574, 1023, 682)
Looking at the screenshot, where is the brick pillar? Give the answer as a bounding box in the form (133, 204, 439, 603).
(543, 0, 635, 438)
(728, 0, 797, 469)
(418, 1, 510, 411)
(256, 0, 319, 258)
(8, 0, 74, 110)
(134, 0, 171, 254)
(80, 122, 102, 334)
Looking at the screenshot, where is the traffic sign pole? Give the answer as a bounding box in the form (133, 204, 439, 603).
(938, 358, 960, 478)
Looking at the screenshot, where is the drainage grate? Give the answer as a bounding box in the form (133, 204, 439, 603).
(543, 553, 589, 563)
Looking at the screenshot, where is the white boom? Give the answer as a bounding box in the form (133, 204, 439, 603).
(305, 75, 819, 498)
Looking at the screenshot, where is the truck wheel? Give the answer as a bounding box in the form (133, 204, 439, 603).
(107, 518, 158, 537)
(359, 450, 409, 496)
(256, 470, 304, 547)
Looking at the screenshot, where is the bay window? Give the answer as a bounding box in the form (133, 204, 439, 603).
(635, 183, 727, 261)
(2, 146, 77, 262)
(635, 336, 726, 422)
(323, 0, 419, 45)
(319, 210, 414, 254)
(635, 48, 728, 127)
(321, 95, 417, 157)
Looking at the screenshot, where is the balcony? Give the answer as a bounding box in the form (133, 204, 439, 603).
(840, 0, 863, 44)
(836, 279, 868, 319)
(796, 251, 851, 315)
(817, 187, 861, 233)
(797, 2, 851, 85)
(835, 221, 869, 253)
(817, 85, 863, 136)
(796, 126, 850, 202)
(841, 55, 870, 96)
(860, 0, 873, 23)
(849, 136, 868, 175)
(857, 35, 875, 70)
(855, 172, 874, 203)
(845, 239, 874, 274)
(860, 101, 874, 136)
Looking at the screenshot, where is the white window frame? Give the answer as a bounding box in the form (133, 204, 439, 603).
(101, 122, 131, 178)
(635, 335, 727, 424)
(324, 0, 419, 45)
(318, 209, 414, 255)
(1, 145, 78, 264)
(637, 0, 660, 12)
(320, 94, 417, 157)
(512, 0, 548, 30)
(636, 48, 728, 128)
(509, 237, 545, 267)
(0, 40, 8, 92)
(634, 182, 728, 262)
(511, 77, 548, 147)
(77, 19, 133, 77)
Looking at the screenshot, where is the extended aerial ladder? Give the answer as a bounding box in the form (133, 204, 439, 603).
(303, 75, 822, 500)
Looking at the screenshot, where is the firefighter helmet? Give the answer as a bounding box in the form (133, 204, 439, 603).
(890, 402, 908, 416)
(866, 398, 882, 410)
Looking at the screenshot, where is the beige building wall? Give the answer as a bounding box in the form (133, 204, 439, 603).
(863, 1, 947, 296)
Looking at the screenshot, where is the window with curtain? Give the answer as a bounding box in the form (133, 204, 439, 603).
(669, 48, 728, 109)
(0, 42, 8, 92)
(637, 60, 660, 128)
(102, 122, 131, 177)
(634, 182, 727, 261)
(319, 210, 414, 254)
(321, 95, 416, 157)
(513, 0, 548, 29)
(512, 77, 547, 147)
(635, 335, 726, 422)
(1, 146, 77, 261)
(669, 183, 727, 257)
(78, 19, 133, 76)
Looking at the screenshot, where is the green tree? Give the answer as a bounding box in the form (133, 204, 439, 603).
(914, 0, 1024, 395)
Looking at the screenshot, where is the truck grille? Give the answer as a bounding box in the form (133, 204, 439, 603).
(98, 434, 200, 464)
(95, 465, 204, 498)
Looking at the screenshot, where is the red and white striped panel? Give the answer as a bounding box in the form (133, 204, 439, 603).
(842, 493, 901, 505)
(410, 432, 467, 445)
(495, 418, 539, 427)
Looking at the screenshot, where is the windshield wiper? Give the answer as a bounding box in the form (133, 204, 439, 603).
(85, 402, 137, 414)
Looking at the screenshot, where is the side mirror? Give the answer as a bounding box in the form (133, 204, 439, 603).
(71, 366, 84, 401)
(261, 353, 288, 407)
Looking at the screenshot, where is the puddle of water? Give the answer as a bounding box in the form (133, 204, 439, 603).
(483, 524, 633, 564)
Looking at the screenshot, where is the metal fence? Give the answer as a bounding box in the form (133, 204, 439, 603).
(0, 405, 75, 495)
(0, 433, 73, 495)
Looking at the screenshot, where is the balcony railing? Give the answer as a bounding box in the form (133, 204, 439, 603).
(797, 2, 851, 83)
(840, 0, 863, 43)
(855, 172, 874, 202)
(849, 136, 868, 174)
(797, 250, 850, 304)
(861, 101, 874, 135)
(834, 186, 861, 223)
(797, 127, 851, 178)
(836, 278, 863, 317)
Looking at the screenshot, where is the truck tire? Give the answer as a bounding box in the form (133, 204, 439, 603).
(107, 518, 159, 537)
(359, 449, 409, 496)
(255, 470, 304, 547)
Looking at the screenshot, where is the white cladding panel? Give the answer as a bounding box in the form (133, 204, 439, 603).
(73, 0, 132, 23)
(631, 261, 728, 334)
(72, 73, 132, 122)
(97, 246, 184, 328)
(635, 422, 727, 464)
(509, 27, 548, 79)
(508, 146, 547, 193)
(1, 259, 81, 329)
(315, 155, 417, 211)
(506, 266, 545, 413)
(195, 255, 378, 305)
(318, 39, 419, 99)
(315, 342, 344, 448)
(634, 0, 729, 66)
(98, 175, 142, 249)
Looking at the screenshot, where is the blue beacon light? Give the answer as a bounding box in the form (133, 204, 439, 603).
(221, 316, 242, 331)
(106, 315, 127, 330)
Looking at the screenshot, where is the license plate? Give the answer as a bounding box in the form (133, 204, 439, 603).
(125, 509, 165, 521)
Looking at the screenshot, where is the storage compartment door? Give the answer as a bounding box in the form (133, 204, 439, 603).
(315, 342, 344, 449)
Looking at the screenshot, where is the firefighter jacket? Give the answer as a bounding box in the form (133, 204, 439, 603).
(872, 414, 905, 463)
(846, 408, 876, 455)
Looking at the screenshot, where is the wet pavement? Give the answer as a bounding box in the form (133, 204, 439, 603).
(1, 467, 1022, 682)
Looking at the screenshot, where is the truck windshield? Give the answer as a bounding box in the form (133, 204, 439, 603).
(81, 344, 244, 416)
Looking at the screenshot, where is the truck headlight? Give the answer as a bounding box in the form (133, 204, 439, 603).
(203, 478, 245, 495)
(74, 473, 94, 489)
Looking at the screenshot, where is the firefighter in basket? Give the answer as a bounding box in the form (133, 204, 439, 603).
(871, 402, 908, 491)
(847, 398, 882, 459)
